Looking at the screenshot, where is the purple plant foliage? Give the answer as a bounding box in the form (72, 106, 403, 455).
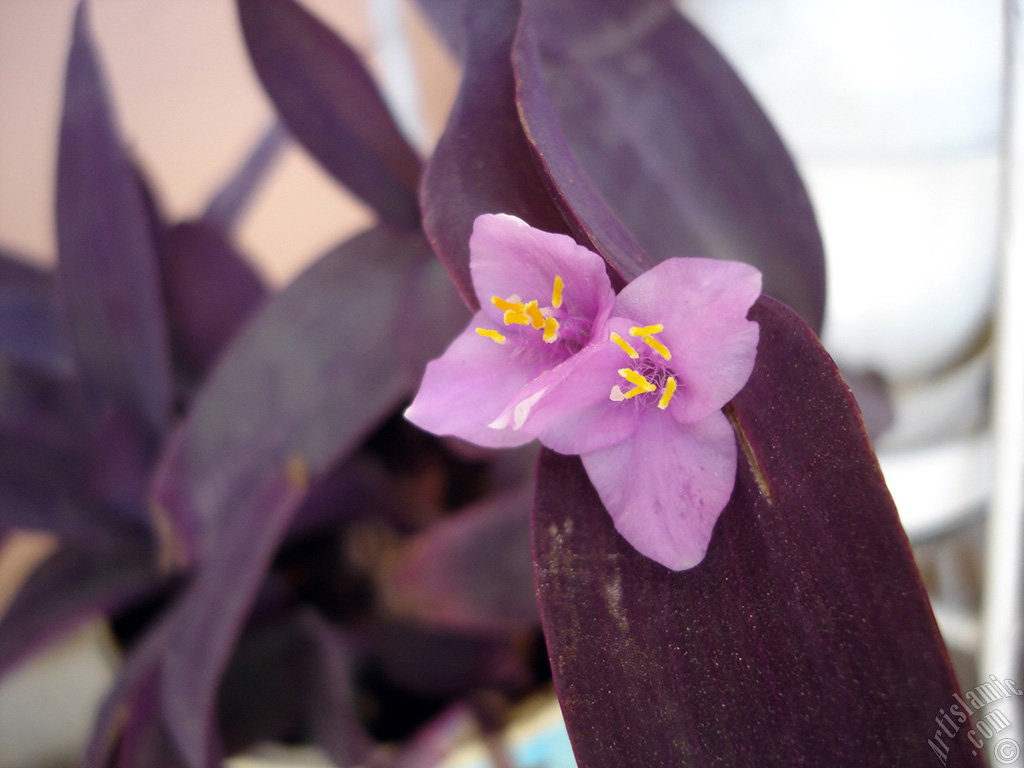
(0, 0, 953, 767)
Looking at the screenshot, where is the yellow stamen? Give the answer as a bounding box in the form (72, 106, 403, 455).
(551, 275, 564, 308)
(618, 368, 656, 392)
(658, 377, 678, 409)
(491, 296, 524, 312)
(524, 300, 546, 329)
(476, 328, 507, 344)
(503, 310, 530, 326)
(629, 324, 664, 337)
(542, 316, 560, 343)
(641, 334, 672, 360)
(610, 332, 639, 359)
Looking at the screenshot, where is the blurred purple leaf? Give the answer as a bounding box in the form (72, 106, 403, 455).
(0, 250, 73, 373)
(0, 362, 145, 545)
(157, 221, 267, 377)
(533, 297, 978, 768)
(420, 0, 569, 308)
(237, 0, 422, 229)
(0, 545, 162, 681)
(203, 122, 288, 233)
(514, 0, 826, 330)
(55, 0, 173, 435)
(841, 367, 894, 441)
(150, 227, 464, 768)
(384, 487, 538, 632)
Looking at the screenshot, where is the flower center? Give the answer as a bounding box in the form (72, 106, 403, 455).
(609, 325, 677, 410)
(475, 275, 565, 345)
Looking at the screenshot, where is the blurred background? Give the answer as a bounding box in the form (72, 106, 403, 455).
(0, 0, 1010, 765)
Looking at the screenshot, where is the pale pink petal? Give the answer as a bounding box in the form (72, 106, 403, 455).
(470, 214, 615, 335)
(404, 311, 554, 448)
(613, 258, 760, 423)
(581, 409, 737, 570)
(489, 338, 640, 454)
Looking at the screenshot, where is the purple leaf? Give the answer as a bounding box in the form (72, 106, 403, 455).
(203, 122, 288, 233)
(0, 363, 146, 546)
(55, 0, 173, 435)
(237, 0, 422, 229)
(0, 251, 73, 373)
(384, 487, 538, 632)
(532, 297, 979, 767)
(157, 221, 267, 377)
(419, 0, 569, 308)
(0, 545, 162, 682)
(514, 0, 825, 330)
(150, 227, 464, 768)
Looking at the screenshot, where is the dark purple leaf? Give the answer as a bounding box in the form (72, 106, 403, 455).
(150, 228, 464, 768)
(203, 122, 288, 233)
(157, 221, 267, 377)
(384, 487, 538, 632)
(237, 0, 422, 229)
(532, 297, 978, 768)
(514, 0, 826, 330)
(55, 0, 173, 435)
(0, 251, 73, 373)
(0, 545, 162, 682)
(0, 362, 145, 545)
(420, 0, 569, 307)
(299, 611, 375, 767)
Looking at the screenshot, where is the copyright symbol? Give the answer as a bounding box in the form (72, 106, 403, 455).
(995, 738, 1019, 764)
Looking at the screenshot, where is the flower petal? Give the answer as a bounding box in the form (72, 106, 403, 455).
(404, 311, 553, 448)
(470, 214, 615, 332)
(613, 258, 760, 422)
(581, 409, 737, 570)
(490, 338, 640, 454)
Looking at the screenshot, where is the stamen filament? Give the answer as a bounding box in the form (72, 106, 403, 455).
(629, 324, 664, 337)
(476, 328, 507, 344)
(642, 335, 672, 360)
(658, 377, 678, 409)
(542, 316, 560, 343)
(551, 275, 564, 308)
(610, 332, 639, 359)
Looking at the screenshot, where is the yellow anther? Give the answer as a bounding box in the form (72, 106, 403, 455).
(542, 316, 560, 343)
(610, 332, 639, 359)
(551, 275, 564, 308)
(641, 334, 672, 360)
(492, 295, 524, 312)
(524, 300, 546, 329)
(629, 324, 665, 337)
(658, 377, 678, 410)
(618, 368, 656, 392)
(503, 310, 531, 326)
(476, 328, 507, 344)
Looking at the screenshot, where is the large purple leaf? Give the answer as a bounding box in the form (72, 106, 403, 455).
(55, 0, 173, 435)
(0, 545, 161, 682)
(384, 486, 538, 632)
(419, 0, 569, 307)
(157, 221, 267, 377)
(149, 227, 464, 768)
(0, 363, 146, 545)
(237, 0, 422, 229)
(0, 251, 73, 373)
(513, 0, 825, 330)
(532, 297, 978, 768)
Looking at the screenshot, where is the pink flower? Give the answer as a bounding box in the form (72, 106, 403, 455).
(406, 214, 761, 570)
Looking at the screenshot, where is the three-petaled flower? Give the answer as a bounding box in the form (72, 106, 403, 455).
(405, 214, 761, 570)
